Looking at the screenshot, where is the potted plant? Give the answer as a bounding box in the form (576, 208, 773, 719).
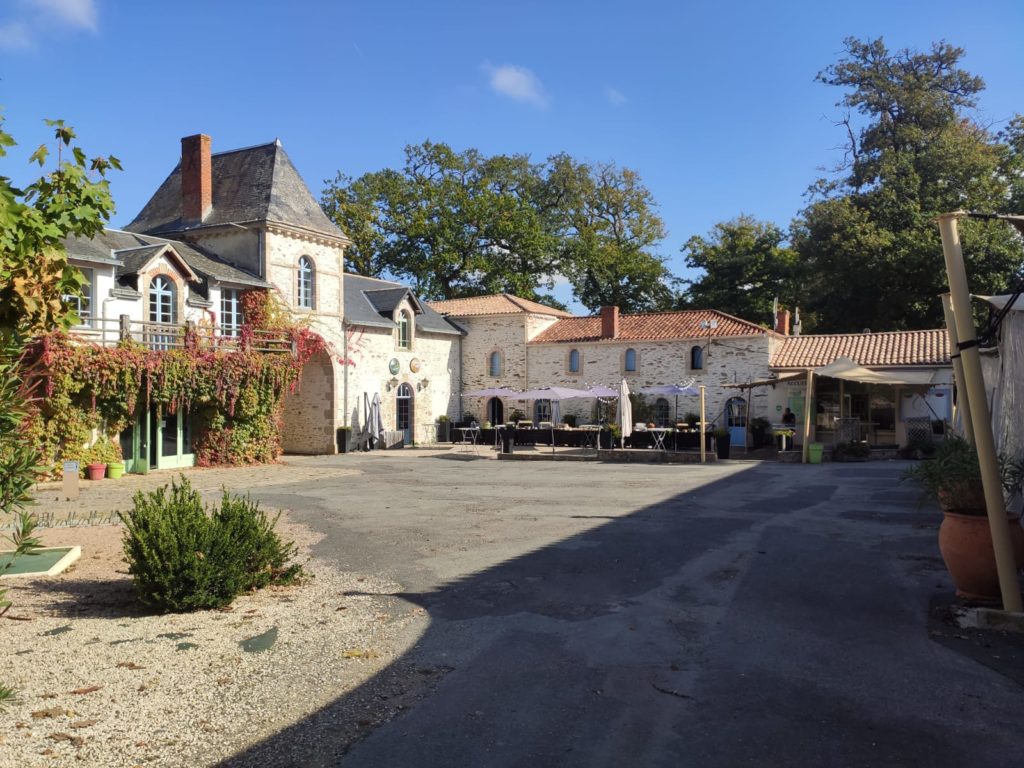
(903, 435, 1024, 602)
(436, 415, 450, 443)
(750, 417, 771, 448)
(82, 435, 121, 480)
(683, 411, 700, 428)
(833, 440, 871, 462)
(713, 427, 731, 460)
(336, 426, 352, 453)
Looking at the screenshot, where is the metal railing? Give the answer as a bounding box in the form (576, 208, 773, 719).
(68, 315, 292, 354)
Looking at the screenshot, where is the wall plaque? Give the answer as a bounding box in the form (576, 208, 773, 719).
(388, 358, 400, 375)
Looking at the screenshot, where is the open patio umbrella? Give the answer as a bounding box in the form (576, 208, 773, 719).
(616, 378, 632, 449)
(461, 387, 522, 397)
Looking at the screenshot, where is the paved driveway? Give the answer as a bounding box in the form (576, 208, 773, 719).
(222, 452, 1022, 767)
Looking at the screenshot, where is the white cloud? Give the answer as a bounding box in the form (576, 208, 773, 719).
(28, 0, 98, 30)
(483, 62, 548, 109)
(605, 86, 627, 106)
(0, 21, 32, 50)
(0, 0, 97, 50)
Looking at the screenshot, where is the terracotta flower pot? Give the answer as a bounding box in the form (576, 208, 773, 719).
(938, 512, 1024, 602)
(86, 462, 107, 481)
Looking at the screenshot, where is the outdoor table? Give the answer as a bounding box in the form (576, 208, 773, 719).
(578, 425, 601, 451)
(456, 427, 480, 453)
(648, 427, 671, 451)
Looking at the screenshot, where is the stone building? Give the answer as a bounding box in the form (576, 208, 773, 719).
(63, 133, 462, 467)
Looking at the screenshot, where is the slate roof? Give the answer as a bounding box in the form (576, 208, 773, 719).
(428, 294, 573, 318)
(344, 274, 462, 336)
(64, 229, 269, 288)
(125, 141, 343, 240)
(770, 330, 951, 369)
(529, 309, 772, 344)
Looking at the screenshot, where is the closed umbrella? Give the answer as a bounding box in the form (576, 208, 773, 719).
(369, 392, 384, 448)
(616, 378, 633, 449)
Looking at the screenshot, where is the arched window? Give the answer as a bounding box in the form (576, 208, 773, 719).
(488, 350, 502, 377)
(149, 275, 177, 351)
(568, 348, 580, 374)
(397, 311, 411, 349)
(624, 348, 637, 372)
(655, 398, 670, 427)
(297, 256, 315, 309)
(690, 345, 703, 370)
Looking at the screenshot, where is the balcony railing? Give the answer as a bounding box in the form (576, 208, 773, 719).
(68, 314, 292, 354)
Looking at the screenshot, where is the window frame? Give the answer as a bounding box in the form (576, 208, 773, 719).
(149, 275, 177, 325)
(64, 266, 95, 327)
(297, 256, 316, 309)
(654, 398, 670, 427)
(220, 287, 244, 338)
(488, 350, 503, 377)
(568, 348, 580, 374)
(690, 345, 704, 371)
(397, 310, 412, 350)
(624, 347, 637, 372)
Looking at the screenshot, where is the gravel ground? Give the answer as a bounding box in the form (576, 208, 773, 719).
(0, 513, 427, 767)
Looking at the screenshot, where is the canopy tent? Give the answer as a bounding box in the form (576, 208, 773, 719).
(638, 383, 700, 425)
(974, 294, 1024, 460)
(462, 387, 522, 398)
(725, 359, 950, 390)
(516, 386, 594, 453)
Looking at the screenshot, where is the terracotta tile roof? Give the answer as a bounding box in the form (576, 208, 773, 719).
(529, 309, 772, 344)
(427, 294, 573, 318)
(770, 330, 950, 368)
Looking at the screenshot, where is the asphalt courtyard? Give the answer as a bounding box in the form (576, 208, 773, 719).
(212, 451, 1023, 768)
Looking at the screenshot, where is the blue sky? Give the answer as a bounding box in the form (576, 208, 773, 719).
(2, 0, 1021, 309)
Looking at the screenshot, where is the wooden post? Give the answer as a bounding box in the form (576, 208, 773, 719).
(801, 370, 814, 463)
(119, 314, 131, 341)
(937, 213, 1021, 612)
(699, 386, 706, 464)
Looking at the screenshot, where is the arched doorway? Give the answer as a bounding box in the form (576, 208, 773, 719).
(396, 383, 414, 444)
(487, 397, 504, 426)
(725, 396, 747, 449)
(281, 349, 335, 454)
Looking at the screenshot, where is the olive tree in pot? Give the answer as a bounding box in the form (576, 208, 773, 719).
(902, 435, 1024, 602)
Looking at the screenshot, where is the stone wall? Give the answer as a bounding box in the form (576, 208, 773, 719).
(341, 311, 460, 445)
(280, 349, 337, 454)
(526, 335, 775, 427)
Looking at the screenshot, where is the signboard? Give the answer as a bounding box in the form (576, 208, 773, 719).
(62, 460, 80, 501)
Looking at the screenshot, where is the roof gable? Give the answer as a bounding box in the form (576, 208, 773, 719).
(770, 330, 951, 368)
(344, 273, 463, 336)
(125, 141, 343, 239)
(114, 243, 199, 283)
(529, 309, 771, 344)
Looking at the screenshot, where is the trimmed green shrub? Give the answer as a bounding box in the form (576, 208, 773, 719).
(120, 476, 303, 612)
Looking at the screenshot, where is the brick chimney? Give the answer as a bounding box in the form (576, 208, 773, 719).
(774, 308, 791, 336)
(181, 134, 212, 224)
(600, 306, 619, 339)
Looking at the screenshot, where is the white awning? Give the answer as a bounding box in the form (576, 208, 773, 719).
(727, 358, 951, 389)
(976, 294, 1024, 312)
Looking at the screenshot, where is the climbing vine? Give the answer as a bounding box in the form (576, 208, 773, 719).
(25, 290, 328, 474)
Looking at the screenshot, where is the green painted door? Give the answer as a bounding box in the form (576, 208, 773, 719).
(151, 407, 195, 470)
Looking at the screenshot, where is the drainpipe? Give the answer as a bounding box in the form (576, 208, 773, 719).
(342, 320, 349, 429)
(937, 212, 1022, 612)
(101, 291, 116, 347)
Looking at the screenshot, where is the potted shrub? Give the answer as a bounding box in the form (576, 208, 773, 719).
(82, 435, 120, 480)
(683, 411, 700, 428)
(833, 440, 871, 462)
(436, 415, 450, 443)
(713, 427, 731, 460)
(903, 435, 1024, 602)
(750, 416, 771, 447)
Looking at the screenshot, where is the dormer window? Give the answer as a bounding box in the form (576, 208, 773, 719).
(397, 310, 411, 349)
(297, 256, 315, 309)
